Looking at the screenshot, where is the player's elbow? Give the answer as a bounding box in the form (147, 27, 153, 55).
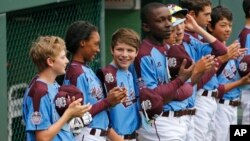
(35, 130, 53, 141)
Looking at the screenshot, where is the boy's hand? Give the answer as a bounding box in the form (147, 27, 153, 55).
(107, 87, 127, 106)
(65, 98, 92, 118)
(240, 72, 250, 85)
(194, 55, 216, 74)
(178, 59, 195, 82)
(184, 14, 200, 32)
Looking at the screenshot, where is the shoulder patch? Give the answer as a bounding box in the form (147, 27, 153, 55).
(105, 73, 114, 83)
(28, 81, 48, 112)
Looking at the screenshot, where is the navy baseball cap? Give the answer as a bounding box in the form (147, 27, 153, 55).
(54, 85, 83, 116)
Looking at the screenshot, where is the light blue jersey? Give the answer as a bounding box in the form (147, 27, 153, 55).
(136, 39, 189, 111)
(183, 35, 219, 107)
(217, 60, 241, 100)
(22, 78, 74, 141)
(101, 64, 140, 135)
(64, 61, 109, 130)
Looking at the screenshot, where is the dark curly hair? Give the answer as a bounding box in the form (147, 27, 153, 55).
(65, 21, 98, 54)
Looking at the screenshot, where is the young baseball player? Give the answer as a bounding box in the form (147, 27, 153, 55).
(180, 1, 247, 140)
(22, 36, 92, 141)
(134, 2, 199, 141)
(97, 28, 141, 141)
(63, 21, 126, 141)
(166, 4, 226, 141)
(238, 0, 250, 125)
(207, 5, 250, 141)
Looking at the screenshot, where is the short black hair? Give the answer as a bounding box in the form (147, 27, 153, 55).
(141, 2, 166, 23)
(210, 5, 233, 29)
(243, 0, 250, 18)
(65, 21, 98, 54)
(180, 0, 212, 16)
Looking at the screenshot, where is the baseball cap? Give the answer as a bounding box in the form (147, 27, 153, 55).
(171, 17, 185, 27)
(54, 85, 84, 116)
(166, 4, 188, 16)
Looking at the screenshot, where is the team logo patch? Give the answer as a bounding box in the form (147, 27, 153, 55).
(31, 111, 42, 125)
(168, 57, 177, 67)
(239, 62, 247, 72)
(141, 100, 152, 110)
(55, 97, 67, 108)
(105, 73, 114, 83)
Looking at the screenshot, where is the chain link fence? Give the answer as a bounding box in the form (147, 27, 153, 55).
(6, 0, 102, 140)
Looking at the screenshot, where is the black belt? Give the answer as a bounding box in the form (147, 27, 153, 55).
(162, 109, 196, 117)
(123, 132, 137, 140)
(90, 128, 108, 136)
(201, 90, 218, 98)
(219, 99, 241, 107)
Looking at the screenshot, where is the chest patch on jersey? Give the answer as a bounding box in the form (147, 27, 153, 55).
(122, 91, 136, 107)
(168, 57, 177, 67)
(222, 65, 237, 80)
(105, 73, 114, 83)
(90, 87, 103, 100)
(55, 97, 67, 108)
(239, 62, 247, 72)
(31, 111, 42, 125)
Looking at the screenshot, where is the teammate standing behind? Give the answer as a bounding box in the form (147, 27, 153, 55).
(22, 36, 92, 141)
(238, 0, 250, 125)
(208, 5, 250, 141)
(97, 28, 141, 141)
(63, 21, 126, 141)
(134, 2, 196, 141)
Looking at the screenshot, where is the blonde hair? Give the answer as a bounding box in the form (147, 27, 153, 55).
(29, 36, 66, 72)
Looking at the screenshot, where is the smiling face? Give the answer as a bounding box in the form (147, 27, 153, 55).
(209, 17, 232, 42)
(111, 42, 138, 70)
(82, 31, 100, 62)
(143, 6, 172, 43)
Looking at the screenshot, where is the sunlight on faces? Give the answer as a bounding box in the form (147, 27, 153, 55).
(111, 42, 138, 70)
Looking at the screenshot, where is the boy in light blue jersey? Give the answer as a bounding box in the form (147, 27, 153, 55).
(63, 21, 127, 141)
(238, 0, 250, 125)
(134, 2, 198, 141)
(22, 36, 91, 141)
(97, 28, 141, 141)
(180, 1, 248, 140)
(166, 4, 227, 141)
(207, 5, 250, 141)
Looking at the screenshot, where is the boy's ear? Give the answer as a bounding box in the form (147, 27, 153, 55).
(142, 23, 150, 32)
(47, 57, 54, 67)
(80, 40, 85, 47)
(110, 47, 114, 55)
